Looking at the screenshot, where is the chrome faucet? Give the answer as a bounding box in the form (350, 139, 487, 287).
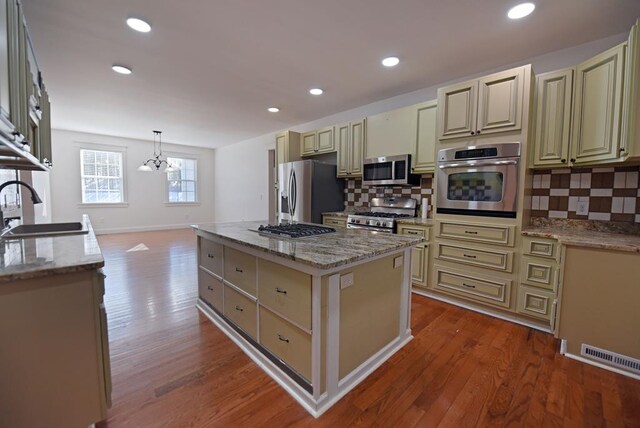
(0, 180, 42, 229)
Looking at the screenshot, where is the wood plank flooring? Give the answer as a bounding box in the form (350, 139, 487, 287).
(95, 229, 640, 428)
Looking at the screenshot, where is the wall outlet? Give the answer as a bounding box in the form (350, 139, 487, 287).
(340, 272, 354, 289)
(576, 200, 589, 215)
(394, 256, 404, 268)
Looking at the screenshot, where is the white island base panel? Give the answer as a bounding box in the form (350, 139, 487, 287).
(197, 299, 412, 417)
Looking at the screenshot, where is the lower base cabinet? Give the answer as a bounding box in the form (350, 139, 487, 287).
(223, 284, 258, 339)
(516, 285, 555, 321)
(433, 263, 512, 309)
(198, 268, 223, 311)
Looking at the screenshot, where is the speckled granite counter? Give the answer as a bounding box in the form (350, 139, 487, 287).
(0, 215, 104, 282)
(396, 218, 434, 226)
(321, 211, 351, 218)
(522, 218, 640, 253)
(192, 221, 423, 269)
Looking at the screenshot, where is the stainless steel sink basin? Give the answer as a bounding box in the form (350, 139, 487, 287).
(1, 222, 88, 239)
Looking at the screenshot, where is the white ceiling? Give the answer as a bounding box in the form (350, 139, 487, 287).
(22, 0, 640, 149)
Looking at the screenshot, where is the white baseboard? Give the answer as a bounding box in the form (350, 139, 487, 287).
(93, 223, 194, 235)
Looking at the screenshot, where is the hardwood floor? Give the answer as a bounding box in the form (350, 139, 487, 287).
(95, 229, 640, 428)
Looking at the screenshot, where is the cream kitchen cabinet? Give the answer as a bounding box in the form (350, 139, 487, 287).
(365, 104, 416, 158)
(412, 100, 437, 173)
(397, 223, 431, 289)
(301, 126, 335, 156)
(322, 215, 347, 228)
(336, 119, 365, 177)
(530, 68, 574, 167)
(437, 65, 526, 140)
(570, 44, 626, 165)
(275, 131, 301, 164)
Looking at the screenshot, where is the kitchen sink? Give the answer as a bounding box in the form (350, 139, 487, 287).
(1, 222, 88, 239)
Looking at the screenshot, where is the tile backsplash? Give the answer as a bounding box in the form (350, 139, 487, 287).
(531, 166, 640, 223)
(344, 177, 433, 212)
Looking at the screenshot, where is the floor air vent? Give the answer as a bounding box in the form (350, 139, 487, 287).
(581, 344, 640, 375)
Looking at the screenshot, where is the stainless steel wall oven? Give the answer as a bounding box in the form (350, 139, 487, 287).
(436, 142, 520, 218)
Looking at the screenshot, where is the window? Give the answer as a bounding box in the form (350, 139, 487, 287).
(0, 170, 19, 208)
(80, 149, 124, 203)
(166, 157, 197, 203)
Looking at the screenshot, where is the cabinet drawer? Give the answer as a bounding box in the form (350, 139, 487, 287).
(259, 306, 312, 381)
(520, 256, 558, 291)
(517, 286, 555, 321)
(224, 285, 257, 339)
(397, 225, 430, 240)
(322, 216, 347, 228)
(198, 268, 223, 311)
(199, 238, 223, 276)
(437, 221, 515, 246)
(258, 259, 312, 330)
(522, 236, 559, 261)
(224, 247, 257, 296)
(433, 264, 511, 308)
(436, 242, 513, 272)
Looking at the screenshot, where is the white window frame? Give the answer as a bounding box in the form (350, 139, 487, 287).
(165, 156, 199, 205)
(78, 144, 128, 208)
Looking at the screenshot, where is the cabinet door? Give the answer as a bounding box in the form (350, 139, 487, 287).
(275, 133, 288, 164)
(437, 80, 477, 140)
(365, 105, 416, 158)
(411, 244, 428, 288)
(349, 119, 365, 176)
(335, 122, 350, 177)
(621, 19, 639, 159)
(0, 0, 11, 127)
(571, 44, 625, 165)
(476, 67, 524, 135)
(39, 86, 51, 165)
(413, 100, 437, 173)
(531, 69, 573, 167)
(316, 126, 334, 154)
(7, 0, 20, 135)
(301, 131, 316, 156)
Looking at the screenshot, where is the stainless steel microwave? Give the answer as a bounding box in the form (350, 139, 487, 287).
(363, 154, 421, 186)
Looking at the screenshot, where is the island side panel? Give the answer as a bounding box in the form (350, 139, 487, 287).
(337, 254, 403, 379)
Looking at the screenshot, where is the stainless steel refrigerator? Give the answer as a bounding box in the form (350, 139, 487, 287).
(277, 160, 344, 224)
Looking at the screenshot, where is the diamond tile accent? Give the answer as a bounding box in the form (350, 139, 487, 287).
(531, 166, 640, 224)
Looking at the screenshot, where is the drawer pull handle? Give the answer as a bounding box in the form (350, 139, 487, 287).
(235, 305, 243, 312)
(462, 283, 476, 289)
(207, 286, 213, 291)
(235, 267, 243, 273)
(464, 231, 478, 235)
(463, 254, 477, 259)
(407, 231, 420, 235)
(207, 254, 214, 259)
(276, 287, 287, 294)
(277, 334, 290, 343)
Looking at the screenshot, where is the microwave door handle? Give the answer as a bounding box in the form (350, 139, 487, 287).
(438, 159, 519, 169)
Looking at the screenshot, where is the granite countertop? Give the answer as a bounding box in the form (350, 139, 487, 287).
(321, 211, 353, 218)
(193, 221, 424, 269)
(322, 211, 434, 226)
(522, 218, 640, 253)
(0, 215, 105, 282)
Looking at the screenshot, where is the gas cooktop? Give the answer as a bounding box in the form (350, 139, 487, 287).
(350, 212, 412, 219)
(257, 223, 336, 238)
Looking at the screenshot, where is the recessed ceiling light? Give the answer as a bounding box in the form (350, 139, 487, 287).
(126, 17, 151, 33)
(309, 88, 323, 95)
(382, 57, 400, 67)
(112, 65, 132, 75)
(268, 107, 280, 113)
(507, 3, 535, 19)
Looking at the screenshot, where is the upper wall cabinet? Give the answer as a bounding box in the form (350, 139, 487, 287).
(301, 126, 335, 156)
(412, 100, 437, 173)
(570, 44, 625, 165)
(621, 18, 640, 161)
(437, 66, 526, 140)
(366, 104, 416, 158)
(275, 131, 301, 164)
(336, 119, 365, 178)
(0, 0, 51, 171)
(530, 68, 574, 167)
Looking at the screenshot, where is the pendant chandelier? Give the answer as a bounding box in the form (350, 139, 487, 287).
(137, 130, 178, 172)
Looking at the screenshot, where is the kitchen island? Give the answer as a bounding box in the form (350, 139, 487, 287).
(192, 221, 423, 417)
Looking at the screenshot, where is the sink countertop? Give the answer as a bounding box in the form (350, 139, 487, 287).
(0, 215, 104, 283)
(522, 218, 640, 253)
(192, 221, 423, 269)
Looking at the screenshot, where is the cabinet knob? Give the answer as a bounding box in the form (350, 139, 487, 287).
(470, 131, 475, 135)
(561, 159, 566, 163)
(619, 148, 626, 154)
(476, 130, 481, 134)
(570, 158, 576, 163)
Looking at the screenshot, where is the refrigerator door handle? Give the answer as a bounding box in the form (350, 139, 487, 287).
(289, 168, 297, 217)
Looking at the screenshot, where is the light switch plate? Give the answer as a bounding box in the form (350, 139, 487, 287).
(340, 272, 354, 289)
(576, 200, 589, 215)
(394, 256, 403, 268)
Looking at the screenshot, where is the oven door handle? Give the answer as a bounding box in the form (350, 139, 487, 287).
(438, 159, 519, 169)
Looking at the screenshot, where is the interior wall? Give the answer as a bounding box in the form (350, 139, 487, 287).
(212, 33, 627, 222)
(50, 129, 215, 233)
